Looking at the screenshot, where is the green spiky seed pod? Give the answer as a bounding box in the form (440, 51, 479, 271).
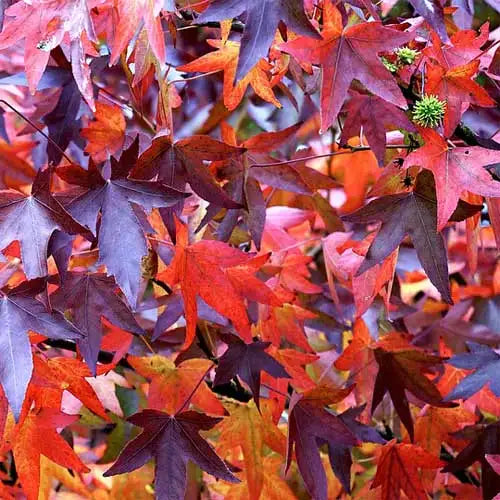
(395, 47, 419, 65)
(412, 95, 446, 128)
(381, 57, 398, 73)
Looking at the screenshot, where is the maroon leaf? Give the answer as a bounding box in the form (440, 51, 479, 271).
(342, 171, 482, 304)
(340, 93, 417, 165)
(103, 409, 239, 499)
(443, 422, 500, 500)
(285, 387, 359, 500)
(50, 272, 144, 374)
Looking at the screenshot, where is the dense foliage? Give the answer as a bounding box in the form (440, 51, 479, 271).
(0, 0, 499, 499)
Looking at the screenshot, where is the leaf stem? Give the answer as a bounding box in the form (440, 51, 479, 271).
(176, 362, 215, 414)
(169, 70, 222, 87)
(261, 382, 290, 400)
(0, 99, 73, 165)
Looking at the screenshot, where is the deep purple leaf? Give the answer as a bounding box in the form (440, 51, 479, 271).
(104, 409, 239, 500)
(214, 333, 289, 409)
(57, 139, 188, 307)
(342, 171, 482, 304)
(51, 272, 144, 374)
(285, 391, 359, 500)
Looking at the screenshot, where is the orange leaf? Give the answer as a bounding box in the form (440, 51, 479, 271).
(372, 441, 444, 500)
(81, 102, 126, 162)
(178, 39, 281, 111)
(157, 218, 281, 349)
(13, 409, 89, 500)
(128, 355, 225, 415)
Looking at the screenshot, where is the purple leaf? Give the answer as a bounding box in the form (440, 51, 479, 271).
(104, 409, 239, 500)
(214, 333, 289, 409)
(285, 391, 359, 500)
(0, 278, 82, 420)
(340, 93, 417, 165)
(57, 139, 188, 307)
(51, 272, 144, 374)
(0, 168, 90, 279)
(444, 343, 500, 401)
(342, 171, 481, 304)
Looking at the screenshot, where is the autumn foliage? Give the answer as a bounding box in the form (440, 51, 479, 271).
(0, 0, 499, 499)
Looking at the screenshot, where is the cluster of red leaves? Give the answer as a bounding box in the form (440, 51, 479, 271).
(0, 0, 499, 499)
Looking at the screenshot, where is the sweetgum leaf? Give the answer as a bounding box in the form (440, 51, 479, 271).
(444, 343, 500, 401)
(0, 279, 82, 420)
(280, 0, 412, 131)
(0, 168, 90, 279)
(404, 128, 500, 230)
(57, 138, 188, 307)
(215, 333, 289, 410)
(104, 409, 239, 500)
(131, 133, 244, 239)
(51, 272, 144, 374)
(340, 93, 417, 165)
(43, 77, 83, 166)
(342, 171, 482, 304)
(372, 337, 453, 442)
(285, 386, 359, 500)
(443, 422, 500, 500)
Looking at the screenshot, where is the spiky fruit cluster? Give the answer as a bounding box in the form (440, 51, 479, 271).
(395, 47, 419, 65)
(381, 57, 398, 73)
(412, 95, 446, 128)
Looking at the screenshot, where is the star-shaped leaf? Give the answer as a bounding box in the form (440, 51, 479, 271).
(127, 355, 225, 415)
(13, 408, 89, 500)
(280, 0, 412, 131)
(157, 219, 282, 349)
(340, 93, 417, 165)
(0, 168, 89, 279)
(215, 400, 286, 499)
(442, 422, 500, 500)
(104, 409, 239, 500)
(372, 333, 453, 441)
(342, 170, 482, 303)
(0, 279, 82, 420)
(57, 138, 188, 307)
(196, 0, 320, 80)
(404, 128, 500, 230)
(31, 356, 108, 420)
(426, 59, 495, 136)
(372, 441, 444, 500)
(131, 132, 244, 238)
(443, 343, 500, 402)
(285, 385, 360, 500)
(214, 334, 289, 409)
(177, 39, 282, 111)
(50, 272, 144, 374)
